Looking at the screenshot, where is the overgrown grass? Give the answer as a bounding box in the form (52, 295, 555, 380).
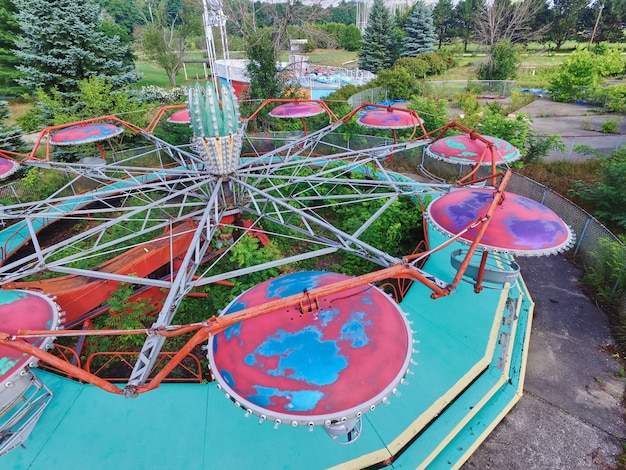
(518, 159, 603, 202)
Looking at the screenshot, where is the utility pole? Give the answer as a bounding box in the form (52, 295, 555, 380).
(589, 2, 605, 48)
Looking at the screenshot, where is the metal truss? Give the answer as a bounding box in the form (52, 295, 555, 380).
(0, 126, 450, 393)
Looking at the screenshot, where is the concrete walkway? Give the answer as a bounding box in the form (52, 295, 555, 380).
(520, 97, 625, 161)
(464, 255, 625, 469)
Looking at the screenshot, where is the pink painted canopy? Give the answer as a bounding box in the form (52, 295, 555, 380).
(0, 157, 19, 180)
(357, 108, 422, 129)
(426, 189, 575, 256)
(208, 271, 412, 426)
(268, 102, 325, 118)
(425, 134, 521, 166)
(0, 290, 60, 382)
(50, 123, 124, 146)
(167, 109, 191, 124)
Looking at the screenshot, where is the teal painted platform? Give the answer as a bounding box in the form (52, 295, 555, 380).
(1, 226, 534, 469)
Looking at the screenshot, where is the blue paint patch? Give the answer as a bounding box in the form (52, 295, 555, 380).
(221, 369, 235, 389)
(266, 271, 330, 298)
(244, 354, 257, 366)
(255, 326, 347, 386)
(340, 312, 372, 347)
(223, 322, 242, 342)
(0, 290, 29, 306)
(223, 300, 247, 315)
(249, 386, 325, 412)
(319, 308, 340, 327)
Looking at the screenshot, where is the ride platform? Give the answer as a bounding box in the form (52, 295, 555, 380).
(1, 226, 533, 469)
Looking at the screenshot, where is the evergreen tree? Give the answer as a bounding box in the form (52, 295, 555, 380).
(402, 1, 436, 57)
(246, 29, 282, 101)
(0, 101, 27, 154)
(0, 0, 24, 96)
(358, 0, 398, 73)
(13, 0, 138, 98)
(432, 0, 455, 48)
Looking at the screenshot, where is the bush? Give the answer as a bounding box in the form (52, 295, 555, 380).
(570, 146, 626, 231)
(476, 40, 520, 80)
(605, 84, 626, 113)
(407, 95, 450, 133)
(601, 118, 622, 134)
(582, 236, 626, 311)
(374, 67, 418, 100)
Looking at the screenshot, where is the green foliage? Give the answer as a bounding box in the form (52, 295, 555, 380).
(548, 46, 625, 103)
(23, 75, 148, 131)
(570, 146, 626, 230)
(523, 132, 565, 164)
(374, 67, 417, 100)
(0, 100, 28, 153)
(246, 28, 283, 100)
(456, 92, 482, 130)
(342, 24, 362, 51)
(476, 40, 520, 80)
(0, 0, 26, 96)
(601, 118, 622, 134)
(13, 0, 139, 98)
(19, 167, 70, 202)
(394, 50, 449, 79)
(358, 0, 399, 73)
(407, 95, 450, 133)
(402, 1, 436, 57)
(581, 236, 626, 311)
(477, 108, 531, 155)
(605, 84, 626, 113)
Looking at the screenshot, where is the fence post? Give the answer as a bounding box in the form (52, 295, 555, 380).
(574, 217, 591, 256)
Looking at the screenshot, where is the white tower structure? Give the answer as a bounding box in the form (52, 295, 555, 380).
(202, 0, 231, 87)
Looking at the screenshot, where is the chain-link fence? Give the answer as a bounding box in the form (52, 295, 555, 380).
(421, 80, 518, 98)
(549, 135, 626, 160)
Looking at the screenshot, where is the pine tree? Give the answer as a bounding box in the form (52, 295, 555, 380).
(402, 1, 436, 57)
(12, 0, 138, 98)
(0, 101, 27, 154)
(358, 0, 398, 73)
(0, 0, 24, 96)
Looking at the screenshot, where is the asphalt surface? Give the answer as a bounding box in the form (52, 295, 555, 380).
(464, 256, 625, 469)
(462, 99, 626, 469)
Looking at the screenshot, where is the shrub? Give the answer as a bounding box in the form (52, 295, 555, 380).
(570, 146, 626, 231)
(582, 236, 626, 311)
(601, 118, 621, 134)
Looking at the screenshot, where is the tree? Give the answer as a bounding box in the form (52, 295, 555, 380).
(402, 1, 436, 57)
(0, 0, 24, 96)
(583, 0, 626, 44)
(474, 0, 548, 49)
(342, 24, 362, 51)
(245, 28, 282, 101)
(543, 0, 588, 51)
(13, 0, 138, 98)
(358, 0, 398, 73)
(0, 100, 27, 154)
(451, 0, 484, 53)
(476, 39, 520, 80)
(139, 0, 202, 86)
(432, 0, 455, 49)
(98, 0, 143, 35)
(548, 49, 598, 102)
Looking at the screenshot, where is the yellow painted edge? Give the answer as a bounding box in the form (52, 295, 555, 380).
(330, 285, 511, 470)
(451, 278, 535, 469)
(419, 282, 519, 469)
